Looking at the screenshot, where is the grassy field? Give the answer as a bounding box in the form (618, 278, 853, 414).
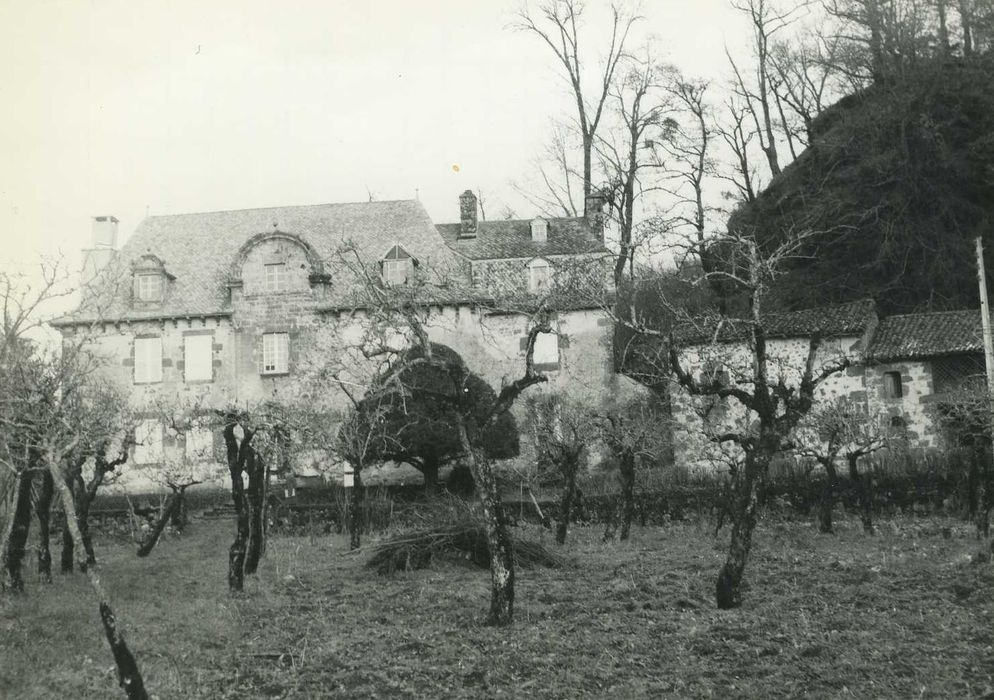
(1, 513, 992, 699)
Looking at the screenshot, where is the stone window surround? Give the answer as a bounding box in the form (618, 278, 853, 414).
(527, 258, 551, 294)
(133, 334, 163, 385)
(262, 331, 290, 375)
(182, 330, 215, 384)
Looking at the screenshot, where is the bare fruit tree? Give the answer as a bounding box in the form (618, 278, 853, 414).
(794, 397, 891, 534)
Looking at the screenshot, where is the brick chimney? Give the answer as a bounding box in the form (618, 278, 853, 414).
(584, 190, 607, 241)
(458, 190, 478, 239)
(81, 215, 119, 289)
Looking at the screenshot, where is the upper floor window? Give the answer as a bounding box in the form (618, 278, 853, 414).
(137, 274, 163, 302)
(533, 331, 559, 368)
(184, 334, 213, 383)
(381, 245, 415, 287)
(134, 337, 163, 384)
(133, 419, 163, 465)
(527, 259, 551, 294)
(262, 332, 289, 374)
(883, 371, 903, 399)
(264, 263, 286, 292)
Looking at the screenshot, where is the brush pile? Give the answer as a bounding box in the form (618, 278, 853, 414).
(365, 495, 568, 574)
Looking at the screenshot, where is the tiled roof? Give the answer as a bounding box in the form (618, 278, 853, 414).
(55, 200, 470, 324)
(674, 298, 877, 345)
(436, 218, 608, 260)
(867, 309, 986, 361)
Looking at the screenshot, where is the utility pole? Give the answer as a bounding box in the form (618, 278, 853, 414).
(976, 237, 994, 397)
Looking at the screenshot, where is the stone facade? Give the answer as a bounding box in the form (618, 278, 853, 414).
(55, 198, 620, 491)
(669, 302, 989, 471)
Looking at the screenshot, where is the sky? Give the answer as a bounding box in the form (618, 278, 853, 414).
(0, 0, 752, 277)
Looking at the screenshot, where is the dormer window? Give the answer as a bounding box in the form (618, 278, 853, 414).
(381, 245, 415, 287)
(530, 218, 548, 242)
(527, 258, 551, 294)
(136, 274, 163, 302)
(131, 254, 172, 306)
(264, 263, 286, 292)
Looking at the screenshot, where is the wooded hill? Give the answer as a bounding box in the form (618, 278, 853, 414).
(729, 53, 994, 316)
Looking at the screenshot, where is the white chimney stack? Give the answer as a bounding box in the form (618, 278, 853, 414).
(81, 215, 119, 290)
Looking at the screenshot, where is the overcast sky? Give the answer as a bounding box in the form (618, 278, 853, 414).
(0, 0, 752, 274)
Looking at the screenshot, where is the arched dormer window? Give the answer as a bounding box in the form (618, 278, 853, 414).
(132, 254, 173, 306)
(526, 258, 551, 294)
(381, 245, 416, 286)
(227, 231, 329, 299)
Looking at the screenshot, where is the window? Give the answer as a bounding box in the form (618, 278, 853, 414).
(699, 362, 730, 388)
(533, 331, 559, 367)
(883, 371, 903, 399)
(136, 274, 162, 302)
(133, 419, 163, 465)
(183, 335, 213, 382)
(185, 426, 214, 462)
(262, 332, 289, 374)
(528, 259, 551, 294)
(382, 259, 411, 286)
(530, 218, 548, 242)
(134, 337, 162, 384)
(264, 263, 286, 292)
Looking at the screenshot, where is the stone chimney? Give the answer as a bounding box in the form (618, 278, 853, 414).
(81, 215, 118, 289)
(458, 190, 478, 239)
(584, 190, 608, 241)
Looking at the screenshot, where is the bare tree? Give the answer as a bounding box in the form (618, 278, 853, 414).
(596, 49, 674, 286)
(795, 397, 891, 533)
(726, 0, 809, 178)
(600, 392, 669, 541)
(327, 240, 557, 625)
(515, 0, 641, 213)
(610, 227, 852, 608)
(527, 392, 597, 544)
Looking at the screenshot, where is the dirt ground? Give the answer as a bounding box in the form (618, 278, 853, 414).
(1, 513, 992, 698)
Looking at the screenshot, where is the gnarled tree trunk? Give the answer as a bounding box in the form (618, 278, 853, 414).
(422, 457, 440, 493)
(35, 470, 54, 582)
(137, 492, 182, 557)
(223, 421, 252, 592)
(555, 457, 581, 545)
(49, 459, 148, 700)
(2, 468, 34, 592)
(715, 451, 765, 610)
(349, 470, 363, 551)
(245, 451, 266, 576)
(818, 459, 839, 534)
(618, 450, 636, 541)
(847, 454, 874, 535)
(458, 420, 514, 626)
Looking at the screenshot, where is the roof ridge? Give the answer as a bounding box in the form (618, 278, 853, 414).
(145, 199, 419, 219)
(881, 307, 980, 320)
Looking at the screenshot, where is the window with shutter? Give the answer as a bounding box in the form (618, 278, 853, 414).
(133, 419, 163, 464)
(134, 337, 163, 384)
(183, 335, 213, 382)
(185, 427, 214, 462)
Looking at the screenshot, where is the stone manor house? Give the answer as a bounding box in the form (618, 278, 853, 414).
(54, 192, 993, 482)
(54, 191, 621, 484)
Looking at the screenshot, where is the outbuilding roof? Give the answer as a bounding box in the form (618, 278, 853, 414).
(866, 309, 986, 361)
(674, 298, 877, 346)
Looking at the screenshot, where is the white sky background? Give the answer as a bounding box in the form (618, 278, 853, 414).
(0, 0, 754, 278)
